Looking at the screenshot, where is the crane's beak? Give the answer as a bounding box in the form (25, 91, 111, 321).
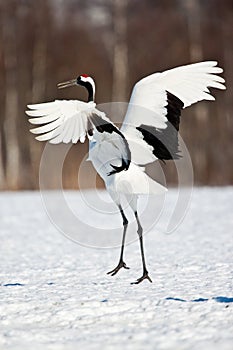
(57, 79, 77, 89)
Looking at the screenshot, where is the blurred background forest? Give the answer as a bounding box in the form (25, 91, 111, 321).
(0, 0, 232, 190)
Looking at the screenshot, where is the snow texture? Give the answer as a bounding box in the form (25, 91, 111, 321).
(0, 188, 233, 350)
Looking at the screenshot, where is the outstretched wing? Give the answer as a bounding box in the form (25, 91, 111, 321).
(26, 100, 106, 144)
(26, 99, 131, 175)
(121, 61, 226, 165)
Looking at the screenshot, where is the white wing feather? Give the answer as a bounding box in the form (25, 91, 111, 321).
(26, 100, 106, 144)
(121, 61, 226, 165)
(156, 63, 225, 107)
(122, 61, 225, 129)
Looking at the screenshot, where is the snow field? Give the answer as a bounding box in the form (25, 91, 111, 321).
(0, 188, 233, 349)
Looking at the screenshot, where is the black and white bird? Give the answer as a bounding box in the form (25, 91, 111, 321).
(26, 61, 226, 284)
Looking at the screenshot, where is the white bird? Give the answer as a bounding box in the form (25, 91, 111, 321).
(26, 61, 226, 284)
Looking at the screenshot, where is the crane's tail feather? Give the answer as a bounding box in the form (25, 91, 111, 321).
(112, 164, 167, 196)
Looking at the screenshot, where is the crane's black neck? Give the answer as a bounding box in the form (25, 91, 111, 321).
(79, 81, 94, 102)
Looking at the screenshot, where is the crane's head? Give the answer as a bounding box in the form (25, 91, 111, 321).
(57, 74, 95, 102)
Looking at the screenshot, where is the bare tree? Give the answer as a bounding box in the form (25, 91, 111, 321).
(28, 1, 50, 187)
(112, 0, 128, 101)
(0, 135, 5, 189)
(0, 5, 6, 190)
(182, 0, 209, 181)
(1, 1, 20, 189)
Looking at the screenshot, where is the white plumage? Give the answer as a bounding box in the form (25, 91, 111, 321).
(26, 61, 226, 284)
(28, 100, 102, 143)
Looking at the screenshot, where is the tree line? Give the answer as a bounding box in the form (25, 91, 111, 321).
(0, 0, 232, 190)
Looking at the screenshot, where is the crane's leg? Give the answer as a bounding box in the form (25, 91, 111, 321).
(107, 205, 130, 276)
(131, 211, 152, 284)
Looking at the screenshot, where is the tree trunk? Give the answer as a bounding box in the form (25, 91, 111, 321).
(1, 2, 20, 189)
(28, 1, 49, 188)
(0, 134, 5, 189)
(112, 0, 128, 102)
(183, 0, 208, 183)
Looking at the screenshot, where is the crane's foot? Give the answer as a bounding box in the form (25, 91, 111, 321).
(107, 260, 130, 276)
(131, 271, 152, 285)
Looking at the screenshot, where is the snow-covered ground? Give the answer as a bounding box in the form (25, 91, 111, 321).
(0, 188, 233, 350)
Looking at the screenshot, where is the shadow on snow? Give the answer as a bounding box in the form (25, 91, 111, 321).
(166, 296, 233, 303)
(1, 284, 233, 305)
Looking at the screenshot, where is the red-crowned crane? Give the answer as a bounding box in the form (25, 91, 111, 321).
(26, 61, 226, 284)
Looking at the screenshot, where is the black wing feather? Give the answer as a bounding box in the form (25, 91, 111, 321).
(136, 92, 184, 161)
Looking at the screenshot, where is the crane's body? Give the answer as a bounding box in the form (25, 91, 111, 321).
(26, 61, 226, 284)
